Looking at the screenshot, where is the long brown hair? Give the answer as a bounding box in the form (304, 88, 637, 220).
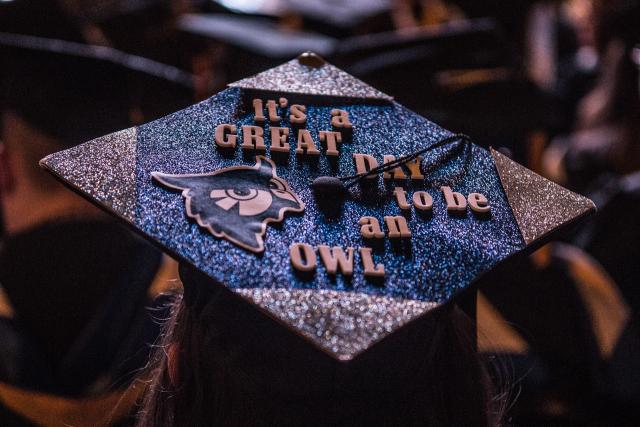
(137, 275, 506, 427)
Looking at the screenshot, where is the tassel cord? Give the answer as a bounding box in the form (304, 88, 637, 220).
(338, 133, 472, 188)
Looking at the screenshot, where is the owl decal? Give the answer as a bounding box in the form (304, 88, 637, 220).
(151, 156, 304, 253)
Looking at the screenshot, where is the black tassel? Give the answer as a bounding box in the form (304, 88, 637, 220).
(310, 133, 471, 199)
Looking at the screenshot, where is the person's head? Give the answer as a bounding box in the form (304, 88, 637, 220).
(137, 264, 504, 427)
(0, 34, 194, 235)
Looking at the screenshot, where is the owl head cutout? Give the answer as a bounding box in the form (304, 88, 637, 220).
(152, 156, 304, 253)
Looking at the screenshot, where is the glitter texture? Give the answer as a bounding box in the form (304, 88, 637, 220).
(40, 127, 138, 223)
(131, 89, 524, 305)
(40, 60, 593, 359)
(229, 57, 393, 102)
(491, 148, 595, 245)
(235, 288, 437, 360)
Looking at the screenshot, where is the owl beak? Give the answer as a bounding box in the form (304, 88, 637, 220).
(271, 189, 298, 204)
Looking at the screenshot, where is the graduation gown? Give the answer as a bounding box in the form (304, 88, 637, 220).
(0, 219, 172, 426)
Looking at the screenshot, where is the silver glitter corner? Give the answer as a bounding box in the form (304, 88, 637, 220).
(234, 288, 437, 361)
(491, 148, 595, 245)
(40, 127, 138, 223)
(228, 57, 393, 102)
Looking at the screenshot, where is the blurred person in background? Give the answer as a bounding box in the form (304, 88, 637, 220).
(476, 2, 640, 425)
(544, 0, 640, 192)
(480, 242, 640, 425)
(0, 22, 189, 426)
(542, 0, 640, 314)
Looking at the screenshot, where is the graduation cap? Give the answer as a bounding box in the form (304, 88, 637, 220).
(0, 32, 194, 147)
(177, 12, 338, 81)
(40, 53, 595, 361)
(179, 14, 508, 107)
(179, 13, 337, 59)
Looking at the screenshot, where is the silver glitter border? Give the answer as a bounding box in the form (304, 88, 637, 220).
(491, 148, 595, 245)
(229, 57, 393, 102)
(234, 288, 438, 360)
(40, 127, 138, 223)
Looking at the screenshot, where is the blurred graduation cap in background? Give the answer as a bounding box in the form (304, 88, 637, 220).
(179, 14, 509, 100)
(40, 53, 595, 364)
(178, 13, 336, 79)
(332, 18, 510, 110)
(180, 13, 336, 58)
(0, 31, 195, 147)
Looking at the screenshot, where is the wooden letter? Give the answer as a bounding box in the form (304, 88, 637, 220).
(266, 99, 280, 122)
(214, 123, 237, 148)
(252, 98, 265, 123)
(319, 130, 342, 157)
(413, 191, 433, 212)
(441, 186, 467, 213)
(318, 245, 354, 276)
(393, 187, 411, 211)
(360, 247, 385, 278)
(290, 243, 316, 272)
(359, 216, 384, 239)
(353, 154, 378, 179)
(331, 109, 352, 129)
(270, 126, 290, 153)
(382, 155, 407, 180)
(241, 125, 266, 151)
(289, 104, 307, 125)
(296, 129, 321, 156)
(468, 193, 491, 214)
(406, 156, 424, 181)
(384, 216, 411, 239)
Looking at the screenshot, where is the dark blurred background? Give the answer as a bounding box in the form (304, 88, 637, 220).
(0, 0, 639, 425)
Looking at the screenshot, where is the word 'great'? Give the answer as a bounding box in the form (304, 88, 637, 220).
(214, 97, 351, 157)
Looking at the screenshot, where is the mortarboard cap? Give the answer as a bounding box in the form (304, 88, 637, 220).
(0, 32, 194, 147)
(40, 53, 595, 361)
(332, 18, 510, 111)
(179, 16, 508, 106)
(333, 17, 506, 70)
(179, 13, 337, 59)
(177, 13, 338, 82)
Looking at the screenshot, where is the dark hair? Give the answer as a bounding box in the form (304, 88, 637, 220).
(136, 271, 506, 427)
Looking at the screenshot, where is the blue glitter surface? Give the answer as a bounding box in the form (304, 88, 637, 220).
(134, 87, 525, 303)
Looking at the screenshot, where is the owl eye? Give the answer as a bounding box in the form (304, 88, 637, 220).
(210, 188, 273, 216)
(226, 188, 258, 201)
(269, 179, 286, 191)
